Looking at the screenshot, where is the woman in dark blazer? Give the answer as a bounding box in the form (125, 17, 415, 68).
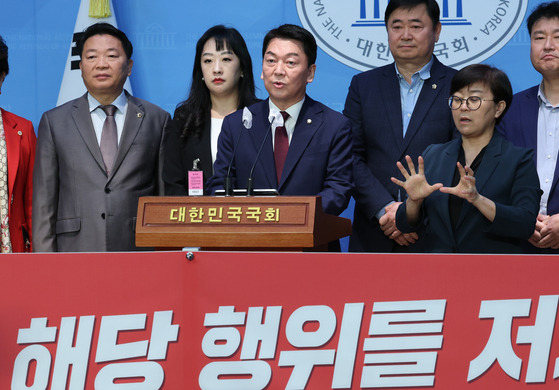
(393, 64, 541, 253)
(0, 36, 36, 252)
(163, 25, 259, 195)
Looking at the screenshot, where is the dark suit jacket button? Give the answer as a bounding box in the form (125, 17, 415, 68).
(101, 213, 106, 219)
(105, 188, 111, 194)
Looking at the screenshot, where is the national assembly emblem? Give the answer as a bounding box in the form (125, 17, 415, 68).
(296, 0, 529, 70)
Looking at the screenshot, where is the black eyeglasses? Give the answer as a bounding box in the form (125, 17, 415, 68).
(448, 96, 497, 111)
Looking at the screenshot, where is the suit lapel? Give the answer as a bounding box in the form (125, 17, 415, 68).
(110, 93, 144, 181)
(520, 86, 539, 152)
(2, 110, 20, 197)
(456, 134, 502, 229)
(248, 101, 276, 188)
(436, 139, 461, 241)
(198, 117, 213, 178)
(72, 94, 106, 174)
(403, 58, 448, 154)
(279, 97, 321, 189)
(380, 65, 404, 152)
(551, 145, 559, 200)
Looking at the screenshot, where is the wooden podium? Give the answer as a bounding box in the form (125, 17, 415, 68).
(135, 196, 351, 251)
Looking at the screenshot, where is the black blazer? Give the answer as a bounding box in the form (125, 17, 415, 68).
(396, 133, 541, 253)
(163, 111, 214, 195)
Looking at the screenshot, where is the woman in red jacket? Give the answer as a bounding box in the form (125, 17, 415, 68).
(0, 35, 36, 252)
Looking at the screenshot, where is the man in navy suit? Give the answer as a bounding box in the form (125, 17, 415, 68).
(498, 1, 559, 253)
(207, 24, 353, 217)
(344, 0, 456, 252)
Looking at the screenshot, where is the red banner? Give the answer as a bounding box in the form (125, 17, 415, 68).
(1, 252, 558, 389)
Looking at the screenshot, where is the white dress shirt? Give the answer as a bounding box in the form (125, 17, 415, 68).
(269, 98, 305, 149)
(87, 90, 128, 145)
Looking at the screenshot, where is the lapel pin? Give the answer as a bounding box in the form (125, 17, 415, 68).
(17, 131, 22, 136)
(137, 113, 143, 118)
(307, 119, 312, 124)
(432, 84, 437, 90)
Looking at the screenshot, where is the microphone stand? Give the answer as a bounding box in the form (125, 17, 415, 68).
(247, 115, 277, 196)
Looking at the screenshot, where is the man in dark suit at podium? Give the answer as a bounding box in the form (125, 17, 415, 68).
(344, 0, 456, 252)
(207, 24, 353, 217)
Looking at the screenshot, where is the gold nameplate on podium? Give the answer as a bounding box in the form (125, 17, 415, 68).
(136, 196, 351, 251)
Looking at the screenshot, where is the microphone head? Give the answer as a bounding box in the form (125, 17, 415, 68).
(242, 107, 253, 129)
(269, 109, 284, 130)
(268, 109, 278, 125)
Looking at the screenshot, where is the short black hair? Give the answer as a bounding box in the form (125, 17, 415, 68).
(385, 0, 440, 29)
(450, 64, 512, 125)
(76, 22, 133, 60)
(0, 35, 8, 76)
(527, 1, 559, 35)
(262, 24, 317, 66)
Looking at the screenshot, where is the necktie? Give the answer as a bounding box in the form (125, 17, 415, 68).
(99, 105, 118, 174)
(274, 111, 290, 183)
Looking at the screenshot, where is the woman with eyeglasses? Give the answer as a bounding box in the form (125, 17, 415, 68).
(391, 64, 541, 253)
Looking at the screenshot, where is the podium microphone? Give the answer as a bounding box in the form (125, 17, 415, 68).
(224, 107, 253, 196)
(246, 109, 283, 196)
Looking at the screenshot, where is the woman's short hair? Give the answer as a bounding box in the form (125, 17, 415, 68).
(450, 64, 513, 124)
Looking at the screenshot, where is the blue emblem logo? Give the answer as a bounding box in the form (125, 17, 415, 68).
(297, 0, 528, 70)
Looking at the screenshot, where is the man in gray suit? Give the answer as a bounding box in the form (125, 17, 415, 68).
(32, 23, 173, 252)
